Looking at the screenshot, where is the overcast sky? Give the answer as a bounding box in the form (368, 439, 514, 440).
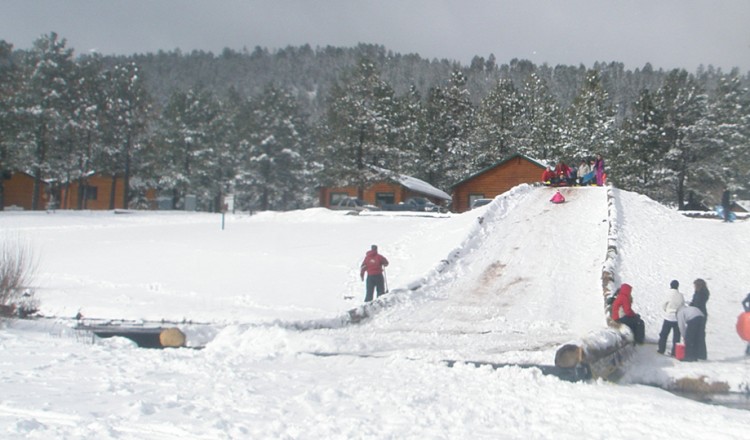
(3, 0, 749, 72)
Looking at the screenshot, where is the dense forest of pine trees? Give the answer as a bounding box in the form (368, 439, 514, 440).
(1, 32, 748, 212)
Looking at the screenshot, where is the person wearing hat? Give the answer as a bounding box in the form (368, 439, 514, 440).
(360, 245, 389, 302)
(657, 280, 685, 355)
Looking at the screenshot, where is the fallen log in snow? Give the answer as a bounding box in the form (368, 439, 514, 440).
(555, 325, 635, 380)
(78, 324, 186, 349)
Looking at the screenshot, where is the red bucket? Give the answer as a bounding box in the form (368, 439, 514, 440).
(675, 343, 685, 360)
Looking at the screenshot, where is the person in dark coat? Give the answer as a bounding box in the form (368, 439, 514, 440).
(721, 188, 731, 222)
(689, 278, 710, 360)
(676, 304, 706, 362)
(360, 245, 389, 302)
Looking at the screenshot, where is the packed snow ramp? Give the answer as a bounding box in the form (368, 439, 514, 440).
(346, 186, 611, 364)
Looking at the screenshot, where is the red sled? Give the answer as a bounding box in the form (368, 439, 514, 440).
(550, 191, 565, 204)
(737, 312, 750, 342)
(675, 343, 685, 360)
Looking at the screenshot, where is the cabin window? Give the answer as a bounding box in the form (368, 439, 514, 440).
(468, 194, 485, 206)
(329, 192, 349, 206)
(375, 192, 394, 206)
(81, 185, 98, 201)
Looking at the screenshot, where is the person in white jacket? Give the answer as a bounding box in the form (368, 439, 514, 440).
(657, 280, 685, 355)
(676, 304, 706, 362)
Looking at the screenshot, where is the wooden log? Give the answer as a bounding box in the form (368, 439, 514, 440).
(81, 325, 186, 349)
(555, 326, 635, 380)
(160, 327, 186, 347)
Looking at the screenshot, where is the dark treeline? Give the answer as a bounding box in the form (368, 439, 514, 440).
(1, 33, 748, 212)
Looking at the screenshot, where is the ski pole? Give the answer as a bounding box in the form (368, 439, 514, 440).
(384, 269, 389, 293)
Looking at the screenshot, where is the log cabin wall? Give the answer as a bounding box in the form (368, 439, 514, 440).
(452, 155, 545, 212)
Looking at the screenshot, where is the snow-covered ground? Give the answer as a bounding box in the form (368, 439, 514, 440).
(1, 185, 749, 439)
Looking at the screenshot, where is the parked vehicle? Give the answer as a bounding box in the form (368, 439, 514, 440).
(332, 197, 379, 212)
(381, 197, 447, 213)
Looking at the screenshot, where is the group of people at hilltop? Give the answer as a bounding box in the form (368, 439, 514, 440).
(610, 279, 717, 362)
(542, 154, 606, 187)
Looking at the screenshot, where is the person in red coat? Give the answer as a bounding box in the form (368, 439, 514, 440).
(360, 245, 389, 302)
(541, 166, 556, 185)
(554, 161, 572, 185)
(611, 283, 645, 344)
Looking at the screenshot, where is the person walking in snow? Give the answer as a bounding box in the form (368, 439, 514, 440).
(676, 304, 706, 362)
(610, 283, 645, 344)
(594, 154, 605, 186)
(657, 280, 685, 355)
(360, 245, 389, 302)
(689, 278, 710, 360)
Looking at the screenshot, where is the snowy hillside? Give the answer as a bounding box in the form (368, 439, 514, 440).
(1, 185, 749, 439)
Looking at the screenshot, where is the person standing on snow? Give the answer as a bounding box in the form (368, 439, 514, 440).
(689, 278, 710, 360)
(657, 280, 685, 355)
(721, 188, 731, 222)
(611, 283, 645, 344)
(594, 154, 606, 186)
(742, 293, 750, 356)
(577, 159, 592, 185)
(676, 304, 706, 362)
(360, 245, 389, 302)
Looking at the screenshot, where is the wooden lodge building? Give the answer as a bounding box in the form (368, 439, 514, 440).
(451, 154, 547, 212)
(2, 171, 156, 211)
(319, 171, 452, 209)
(319, 154, 547, 213)
(5, 154, 546, 213)
(1, 171, 50, 210)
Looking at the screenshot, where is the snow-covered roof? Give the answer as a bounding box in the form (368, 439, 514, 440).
(369, 166, 451, 201)
(395, 174, 451, 201)
(735, 200, 750, 212)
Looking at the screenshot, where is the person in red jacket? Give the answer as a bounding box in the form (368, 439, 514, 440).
(360, 245, 389, 302)
(554, 161, 573, 185)
(611, 283, 645, 344)
(541, 166, 556, 185)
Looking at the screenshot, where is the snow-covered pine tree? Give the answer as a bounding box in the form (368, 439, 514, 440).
(706, 70, 750, 197)
(471, 78, 523, 169)
(233, 85, 309, 211)
(420, 70, 475, 189)
(0, 40, 22, 208)
(18, 32, 78, 210)
(389, 85, 424, 178)
(611, 89, 671, 202)
(48, 54, 105, 210)
(656, 69, 711, 208)
(156, 86, 223, 210)
(516, 72, 562, 162)
(100, 61, 153, 209)
(322, 59, 401, 195)
(562, 70, 616, 162)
